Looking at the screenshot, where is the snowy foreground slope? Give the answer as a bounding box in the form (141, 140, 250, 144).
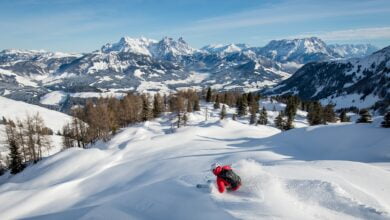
(0, 108, 389, 219)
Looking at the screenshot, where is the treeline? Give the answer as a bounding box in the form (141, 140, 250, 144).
(207, 91, 299, 130)
(61, 90, 202, 149)
(272, 96, 349, 128)
(272, 95, 389, 127)
(1, 113, 53, 175)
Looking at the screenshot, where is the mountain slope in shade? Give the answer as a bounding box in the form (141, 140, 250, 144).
(267, 46, 390, 110)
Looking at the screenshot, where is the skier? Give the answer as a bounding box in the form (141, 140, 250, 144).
(211, 163, 241, 193)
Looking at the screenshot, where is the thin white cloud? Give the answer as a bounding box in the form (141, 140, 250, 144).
(171, 0, 390, 34)
(290, 27, 390, 41)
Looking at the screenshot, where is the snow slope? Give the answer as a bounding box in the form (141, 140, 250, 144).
(0, 96, 72, 131)
(0, 105, 389, 219)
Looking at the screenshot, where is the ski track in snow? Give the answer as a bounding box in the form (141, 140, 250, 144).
(0, 103, 389, 219)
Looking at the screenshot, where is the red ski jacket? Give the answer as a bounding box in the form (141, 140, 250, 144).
(212, 165, 241, 193)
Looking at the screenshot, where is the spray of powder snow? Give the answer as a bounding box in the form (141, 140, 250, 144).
(210, 160, 346, 219)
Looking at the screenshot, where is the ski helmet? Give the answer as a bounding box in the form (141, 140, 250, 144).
(210, 162, 220, 171)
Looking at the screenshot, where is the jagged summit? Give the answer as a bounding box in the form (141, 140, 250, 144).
(100, 36, 196, 58)
(101, 37, 156, 55)
(151, 36, 196, 58)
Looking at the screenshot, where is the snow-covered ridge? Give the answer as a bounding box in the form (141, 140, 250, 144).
(0, 49, 82, 60)
(328, 43, 378, 59)
(101, 37, 157, 55)
(258, 37, 335, 63)
(0, 96, 72, 131)
(101, 36, 197, 58)
(257, 37, 378, 64)
(201, 43, 249, 56)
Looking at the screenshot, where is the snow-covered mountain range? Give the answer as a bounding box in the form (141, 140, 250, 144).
(0, 36, 382, 109)
(267, 46, 390, 111)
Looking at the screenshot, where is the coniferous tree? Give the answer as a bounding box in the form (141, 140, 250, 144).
(141, 94, 151, 122)
(257, 106, 268, 125)
(307, 101, 323, 125)
(274, 111, 286, 130)
(381, 112, 390, 128)
(220, 105, 227, 120)
(285, 98, 297, 121)
(237, 96, 248, 117)
(0, 160, 5, 176)
(152, 93, 163, 118)
(232, 114, 237, 121)
(285, 116, 294, 130)
(206, 87, 212, 102)
(6, 121, 24, 174)
(249, 104, 257, 125)
(339, 110, 350, 122)
(323, 104, 336, 123)
(357, 109, 373, 123)
(8, 139, 24, 174)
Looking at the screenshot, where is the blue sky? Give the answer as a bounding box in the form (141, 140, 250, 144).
(0, 0, 389, 52)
